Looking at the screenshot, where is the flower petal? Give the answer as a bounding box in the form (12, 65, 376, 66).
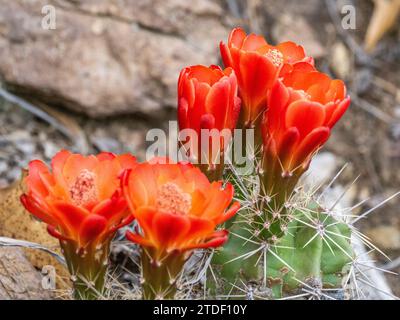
(26, 160, 51, 197)
(277, 127, 300, 171)
(186, 230, 229, 250)
(51, 201, 89, 233)
(79, 215, 107, 247)
(126, 230, 153, 247)
(293, 127, 331, 168)
(20, 194, 58, 226)
(152, 211, 191, 251)
(239, 51, 277, 123)
(215, 201, 240, 224)
(285, 100, 326, 138)
(326, 96, 350, 128)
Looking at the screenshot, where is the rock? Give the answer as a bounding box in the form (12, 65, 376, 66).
(272, 13, 326, 59)
(0, 247, 53, 299)
(0, 0, 233, 117)
(0, 175, 71, 290)
(86, 117, 148, 158)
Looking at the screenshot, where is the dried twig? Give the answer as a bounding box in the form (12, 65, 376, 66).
(0, 236, 66, 266)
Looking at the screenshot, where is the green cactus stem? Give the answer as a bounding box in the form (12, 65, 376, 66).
(212, 203, 353, 299)
(141, 248, 187, 300)
(211, 213, 260, 293)
(257, 147, 305, 241)
(61, 240, 110, 300)
(265, 208, 353, 298)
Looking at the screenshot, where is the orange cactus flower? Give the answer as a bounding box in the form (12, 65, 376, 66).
(220, 27, 314, 128)
(260, 65, 350, 240)
(258, 66, 350, 241)
(121, 158, 240, 299)
(262, 66, 350, 177)
(178, 65, 240, 135)
(21, 150, 137, 299)
(177, 65, 241, 180)
(21, 150, 136, 247)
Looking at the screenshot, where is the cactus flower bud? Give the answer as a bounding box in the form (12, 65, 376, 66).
(20, 150, 137, 299)
(121, 158, 240, 299)
(178, 65, 241, 181)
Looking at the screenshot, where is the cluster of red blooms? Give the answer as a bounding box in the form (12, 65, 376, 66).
(179, 28, 350, 212)
(21, 151, 239, 298)
(20, 28, 349, 299)
(179, 28, 350, 180)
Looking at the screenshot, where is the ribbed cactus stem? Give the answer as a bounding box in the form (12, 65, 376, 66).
(61, 240, 110, 300)
(266, 207, 353, 298)
(141, 248, 186, 300)
(258, 147, 304, 241)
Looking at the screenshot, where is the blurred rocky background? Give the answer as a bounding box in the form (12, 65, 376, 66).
(0, 0, 399, 298)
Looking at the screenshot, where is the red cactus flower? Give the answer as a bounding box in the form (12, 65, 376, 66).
(259, 65, 350, 219)
(121, 157, 239, 299)
(21, 150, 136, 247)
(220, 27, 314, 128)
(21, 150, 137, 299)
(177, 65, 241, 180)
